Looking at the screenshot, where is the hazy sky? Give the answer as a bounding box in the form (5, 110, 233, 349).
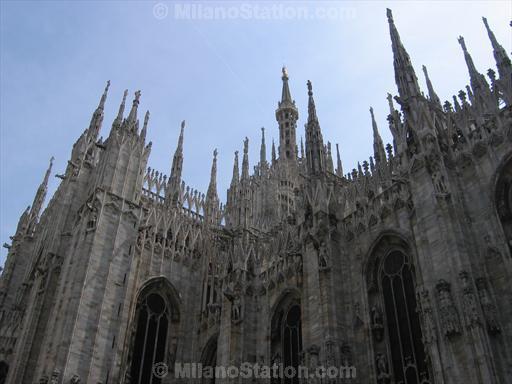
(0, 0, 510, 267)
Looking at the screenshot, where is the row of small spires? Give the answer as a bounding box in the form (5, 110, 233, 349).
(28, 9, 510, 218)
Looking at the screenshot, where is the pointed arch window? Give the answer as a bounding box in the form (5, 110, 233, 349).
(201, 336, 218, 384)
(271, 296, 302, 384)
(130, 293, 169, 384)
(380, 250, 428, 384)
(283, 305, 302, 384)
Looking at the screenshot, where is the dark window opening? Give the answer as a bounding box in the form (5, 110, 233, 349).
(272, 302, 302, 384)
(283, 305, 302, 384)
(381, 251, 428, 384)
(130, 293, 169, 384)
(0, 362, 8, 384)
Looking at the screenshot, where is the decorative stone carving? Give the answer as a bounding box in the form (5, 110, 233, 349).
(86, 206, 98, 230)
(371, 305, 384, 342)
(417, 289, 437, 344)
(123, 369, 131, 384)
(231, 295, 242, 324)
(50, 369, 60, 384)
(305, 345, 320, 384)
(376, 353, 390, 384)
(318, 242, 330, 271)
(69, 374, 81, 384)
(324, 339, 338, 367)
(430, 163, 449, 195)
(271, 351, 281, 367)
(340, 341, 353, 366)
(459, 271, 481, 328)
(353, 302, 364, 329)
(420, 371, 432, 384)
(39, 375, 49, 384)
(436, 279, 462, 337)
(475, 278, 501, 335)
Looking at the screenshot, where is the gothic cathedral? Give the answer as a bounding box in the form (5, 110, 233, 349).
(1, 9, 511, 384)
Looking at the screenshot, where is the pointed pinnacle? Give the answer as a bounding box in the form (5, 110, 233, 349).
(207, 148, 218, 199)
(116, 89, 129, 122)
(98, 80, 110, 110)
(260, 127, 266, 164)
(458, 36, 467, 51)
(386, 8, 393, 22)
(44, 156, 55, 184)
(141, 110, 150, 138)
(127, 90, 141, 123)
(280, 66, 293, 104)
(231, 150, 240, 186)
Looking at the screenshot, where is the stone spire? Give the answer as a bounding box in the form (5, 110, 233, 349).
(482, 17, 512, 104)
(387, 8, 421, 101)
(276, 67, 298, 161)
(241, 137, 250, 181)
(271, 139, 277, 165)
(370, 107, 386, 164)
(458, 36, 491, 101)
(458, 36, 479, 78)
(87, 81, 110, 139)
(260, 127, 267, 166)
(386, 92, 396, 115)
(226, 150, 239, 227)
(168, 120, 185, 202)
(336, 143, 343, 177)
(205, 149, 219, 224)
(206, 149, 218, 202)
(305, 80, 325, 175)
(98, 80, 110, 111)
(115, 89, 129, 126)
(140, 110, 150, 141)
(422, 65, 441, 106)
(326, 142, 334, 173)
(280, 66, 293, 105)
(230, 150, 239, 187)
(29, 156, 54, 221)
(127, 90, 141, 126)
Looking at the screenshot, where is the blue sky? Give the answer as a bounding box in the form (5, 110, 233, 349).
(1, 0, 510, 267)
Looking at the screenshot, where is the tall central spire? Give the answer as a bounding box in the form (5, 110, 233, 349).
(387, 9, 421, 101)
(276, 67, 298, 161)
(281, 66, 293, 105)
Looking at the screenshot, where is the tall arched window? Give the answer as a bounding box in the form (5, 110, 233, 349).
(130, 293, 169, 384)
(380, 251, 428, 384)
(366, 236, 430, 384)
(283, 305, 302, 384)
(201, 336, 218, 384)
(271, 293, 302, 384)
